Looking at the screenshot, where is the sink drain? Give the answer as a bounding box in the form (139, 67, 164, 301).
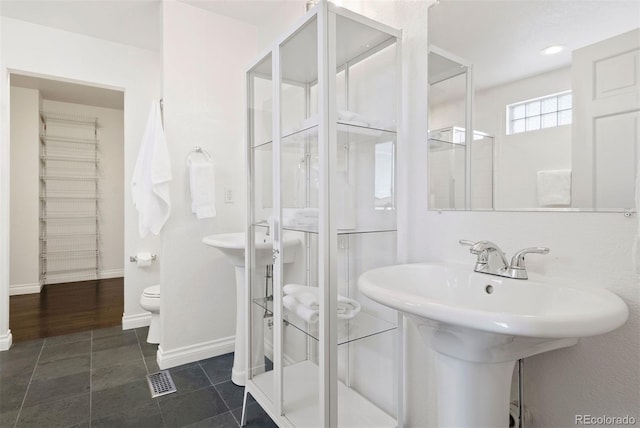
(146, 370, 177, 398)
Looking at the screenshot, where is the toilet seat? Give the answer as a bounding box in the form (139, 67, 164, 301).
(143, 285, 161, 298)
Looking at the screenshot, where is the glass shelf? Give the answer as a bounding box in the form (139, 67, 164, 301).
(428, 137, 466, 152)
(253, 297, 396, 345)
(253, 221, 396, 236)
(254, 121, 397, 148)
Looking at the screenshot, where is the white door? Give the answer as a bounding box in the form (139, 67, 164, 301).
(572, 28, 640, 210)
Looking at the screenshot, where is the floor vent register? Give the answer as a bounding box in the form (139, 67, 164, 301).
(146, 370, 177, 398)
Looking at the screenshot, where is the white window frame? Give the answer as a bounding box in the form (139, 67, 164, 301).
(506, 90, 572, 135)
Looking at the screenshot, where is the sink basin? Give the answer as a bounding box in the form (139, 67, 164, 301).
(203, 231, 300, 386)
(358, 262, 628, 427)
(358, 262, 628, 342)
(202, 230, 298, 267)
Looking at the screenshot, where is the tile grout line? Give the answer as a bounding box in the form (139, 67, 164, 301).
(13, 339, 46, 428)
(136, 327, 167, 428)
(201, 362, 240, 423)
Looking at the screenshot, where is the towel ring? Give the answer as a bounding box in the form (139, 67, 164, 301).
(186, 146, 212, 164)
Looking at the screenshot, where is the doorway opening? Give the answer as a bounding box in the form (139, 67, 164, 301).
(9, 73, 124, 341)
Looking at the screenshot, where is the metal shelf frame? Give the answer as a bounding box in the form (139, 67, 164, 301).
(39, 111, 100, 285)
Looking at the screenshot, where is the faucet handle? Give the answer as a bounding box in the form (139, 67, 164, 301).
(459, 240, 491, 266)
(510, 247, 550, 270)
(459, 240, 484, 256)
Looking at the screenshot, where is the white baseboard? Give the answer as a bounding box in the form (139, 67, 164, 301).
(45, 269, 124, 285)
(98, 269, 125, 279)
(0, 330, 13, 351)
(9, 282, 43, 296)
(157, 335, 235, 370)
(122, 312, 151, 330)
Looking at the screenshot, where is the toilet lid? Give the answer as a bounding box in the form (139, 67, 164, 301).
(143, 285, 161, 298)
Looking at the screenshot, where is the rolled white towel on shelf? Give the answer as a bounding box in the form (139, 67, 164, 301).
(283, 295, 319, 324)
(284, 284, 319, 309)
(282, 208, 319, 229)
(283, 284, 361, 320)
(337, 298, 361, 320)
(338, 110, 369, 126)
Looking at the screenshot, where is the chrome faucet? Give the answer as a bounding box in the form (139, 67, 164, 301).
(460, 240, 550, 280)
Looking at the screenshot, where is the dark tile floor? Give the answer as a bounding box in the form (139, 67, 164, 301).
(0, 326, 277, 428)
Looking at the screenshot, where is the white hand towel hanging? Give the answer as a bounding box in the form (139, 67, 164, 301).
(188, 154, 216, 219)
(131, 101, 172, 238)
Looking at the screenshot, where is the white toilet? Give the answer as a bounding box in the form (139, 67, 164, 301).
(139, 284, 161, 344)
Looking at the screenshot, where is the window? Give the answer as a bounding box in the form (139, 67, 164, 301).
(507, 91, 572, 135)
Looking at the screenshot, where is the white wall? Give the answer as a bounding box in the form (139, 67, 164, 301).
(9, 86, 40, 295)
(477, 68, 572, 210)
(0, 16, 162, 350)
(157, 1, 257, 367)
(41, 99, 124, 282)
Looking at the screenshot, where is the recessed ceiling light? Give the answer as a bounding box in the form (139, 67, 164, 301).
(540, 45, 564, 55)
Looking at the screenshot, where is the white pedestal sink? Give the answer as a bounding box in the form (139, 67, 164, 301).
(358, 262, 628, 428)
(202, 231, 299, 386)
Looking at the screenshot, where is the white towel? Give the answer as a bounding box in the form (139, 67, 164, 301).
(283, 295, 319, 324)
(131, 101, 172, 238)
(188, 155, 216, 219)
(283, 284, 362, 320)
(337, 110, 369, 126)
(282, 208, 319, 229)
(537, 169, 571, 206)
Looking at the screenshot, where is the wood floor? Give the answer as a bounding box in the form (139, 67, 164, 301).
(9, 277, 124, 342)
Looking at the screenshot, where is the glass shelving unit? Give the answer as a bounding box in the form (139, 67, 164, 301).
(244, 2, 402, 427)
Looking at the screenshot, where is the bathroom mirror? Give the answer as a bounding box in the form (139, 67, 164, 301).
(427, 0, 640, 212)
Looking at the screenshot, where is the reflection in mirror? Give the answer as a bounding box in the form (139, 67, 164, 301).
(427, 0, 640, 212)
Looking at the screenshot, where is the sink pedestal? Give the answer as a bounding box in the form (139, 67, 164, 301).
(203, 232, 300, 386)
(231, 266, 266, 386)
(420, 321, 579, 428)
(436, 353, 515, 427)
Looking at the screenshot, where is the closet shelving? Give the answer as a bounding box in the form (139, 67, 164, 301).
(245, 2, 402, 427)
(39, 112, 100, 285)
